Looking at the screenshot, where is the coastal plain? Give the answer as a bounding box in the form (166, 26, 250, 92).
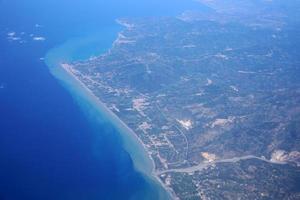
(62, 1, 300, 199)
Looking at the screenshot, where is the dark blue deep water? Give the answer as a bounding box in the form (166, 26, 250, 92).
(0, 1, 206, 199)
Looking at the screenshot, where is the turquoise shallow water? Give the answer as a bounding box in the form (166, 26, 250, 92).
(44, 26, 171, 199)
(0, 0, 208, 199)
(45, 26, 121, 63)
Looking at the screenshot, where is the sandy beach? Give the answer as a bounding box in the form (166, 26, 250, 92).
(48, 60, 173, 199)
(60, 63, 155, 174)
(43, 20, 175, 198)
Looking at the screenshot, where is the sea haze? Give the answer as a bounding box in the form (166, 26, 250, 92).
(0, 0, 206, 199)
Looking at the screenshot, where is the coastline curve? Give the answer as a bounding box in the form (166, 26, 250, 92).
(44, 27, 173, 200)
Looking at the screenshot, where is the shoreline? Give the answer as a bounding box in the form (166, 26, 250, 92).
(44, 20, 175, 199)
(45, 54, 174, 199)
(58, 63, 174, 199)
(60, 63, 155, 174)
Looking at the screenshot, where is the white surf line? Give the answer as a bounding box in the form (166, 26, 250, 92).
(157, 155, 287, 174)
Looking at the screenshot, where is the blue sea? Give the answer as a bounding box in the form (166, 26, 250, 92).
(0, 1, 207, 199)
